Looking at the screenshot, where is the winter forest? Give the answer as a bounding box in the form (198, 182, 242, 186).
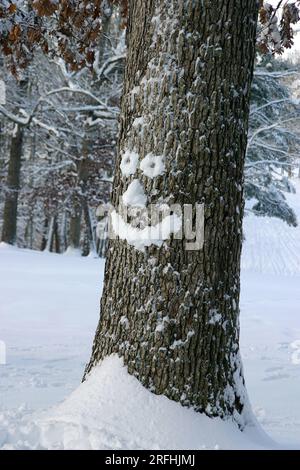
(0, 0, 300, 453)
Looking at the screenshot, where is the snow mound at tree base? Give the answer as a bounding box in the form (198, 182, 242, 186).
(1, 355, 281, 450)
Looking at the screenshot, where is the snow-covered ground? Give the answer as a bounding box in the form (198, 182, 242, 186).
(0, 181, 300, 449)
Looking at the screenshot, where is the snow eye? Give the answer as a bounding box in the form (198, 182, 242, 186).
(120, 150, 139, 176)
(140, 153, 165, 178)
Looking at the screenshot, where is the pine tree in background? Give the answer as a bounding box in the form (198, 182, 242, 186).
(246, 56, 300, 227)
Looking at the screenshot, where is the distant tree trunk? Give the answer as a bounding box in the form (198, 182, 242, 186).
(61, 211, 68, 252)
(83, 199, 96, 255)
(97, 2, 113, 65)
(41, 217, 48, 251)
(96, 214, 108, 258)
(44, 216, 55, 252)
(24, 133, 36, 249)
(52, 217, 61, 253)
(68, 139, 91, 252)
(24, 215, 34, 249)
(1, 124, 23, 244)
(69, 210, 82, 250)
(85, 0, 258, 423)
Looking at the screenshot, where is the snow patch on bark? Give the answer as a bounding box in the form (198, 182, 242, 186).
(122, 179, 147, 207)
(120, 150, 139, 176)
(140, 153, 165, 178)
(132, 116, 144, 128)
(111, 210, 182, 252)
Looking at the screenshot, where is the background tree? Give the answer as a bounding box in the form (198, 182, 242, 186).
(0, 10, 124, 253)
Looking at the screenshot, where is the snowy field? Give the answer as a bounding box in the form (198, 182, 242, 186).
(0, 182, 300, 449)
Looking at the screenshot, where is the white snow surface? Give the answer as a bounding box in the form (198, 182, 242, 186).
(4, 355, 275, 450)
(0, 180, 300, 449)
(242, 178, 300, 276)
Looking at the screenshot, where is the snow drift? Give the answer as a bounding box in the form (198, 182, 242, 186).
(0, 355, 278, 450)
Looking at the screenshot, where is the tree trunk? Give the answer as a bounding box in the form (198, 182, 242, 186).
(24, 215, 34, 249)
(68, 139, 91, 252)
(97, 2, 113, 65)
(1, 124, 23, 244)
(61, 211, 68, 252)
(85, 0, 258, 423)
(83, 199, 96, 255)
(44, 216, 55, 252)
(69, 210, 82, 250)
(40, 217, 48, 251)
(52, 217, 61, 253)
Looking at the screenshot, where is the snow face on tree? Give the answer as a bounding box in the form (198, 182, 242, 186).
(114, 151, 182, 250)
(108, 5, 184, 252)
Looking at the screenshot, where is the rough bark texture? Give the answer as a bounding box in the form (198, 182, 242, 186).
(1, 125, 23, 245)
(85, 0, 258, 422)
(69, 211, 82, 249)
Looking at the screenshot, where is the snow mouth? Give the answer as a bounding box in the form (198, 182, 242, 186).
(110, 210, 182, 251)
(96, 202, 205, 252)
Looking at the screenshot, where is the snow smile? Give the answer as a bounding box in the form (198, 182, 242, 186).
(96, 202, 205, 252)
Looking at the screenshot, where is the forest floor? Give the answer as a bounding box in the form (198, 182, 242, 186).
(0, 181, 300, 449)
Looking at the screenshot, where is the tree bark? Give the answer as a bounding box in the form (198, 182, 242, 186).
(44, 216, 55, 252)
(53, 217, 61, 253)
(1, 124, 23, 245)
(69, 210, 82, 250)
(83, 199, 96, 255)
(85, 0, 258, 423)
